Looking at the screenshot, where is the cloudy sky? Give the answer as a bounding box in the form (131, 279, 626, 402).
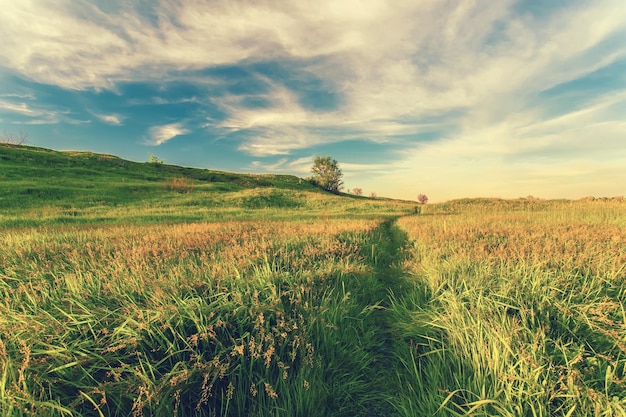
(1, 0, 625, 201)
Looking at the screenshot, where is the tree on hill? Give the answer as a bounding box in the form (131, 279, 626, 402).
(417, 194, 428, 204)
(310, 156, 343, 194)
(353, 187, 363, 196)
(149, 154, 165, 165)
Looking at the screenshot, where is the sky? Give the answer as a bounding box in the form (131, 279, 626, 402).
(1, 0, 625, 202)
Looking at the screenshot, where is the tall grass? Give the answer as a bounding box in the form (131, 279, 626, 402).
(2, 195, 624, 416)
(0, 219, 395, 416)
(391, 200, 626, 416)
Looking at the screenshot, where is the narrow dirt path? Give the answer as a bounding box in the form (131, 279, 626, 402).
(360, 218, 413, 417)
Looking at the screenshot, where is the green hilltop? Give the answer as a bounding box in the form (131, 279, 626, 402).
(0, 144, 418, 227)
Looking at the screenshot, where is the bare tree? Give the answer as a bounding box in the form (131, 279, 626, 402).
(0, 131, 28, 145)
(370, 192, 377, 198)
(353, 187, 363, 196)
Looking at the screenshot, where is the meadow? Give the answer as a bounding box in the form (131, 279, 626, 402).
(1, 144, 625, 416)
(392, 199, 626, 416)
(1, 218, 398, 416)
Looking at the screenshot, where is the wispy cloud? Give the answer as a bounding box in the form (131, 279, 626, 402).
(0, 99, 37, 115)
(93, 112, 124, 126)
(237, 130, 322, 156)
(250, 156, 313, 174)
(1, 92, 35, 100)
(147, 123, 189, 146)
(0, 98, 78, 124)
(2, 1, 624, 118)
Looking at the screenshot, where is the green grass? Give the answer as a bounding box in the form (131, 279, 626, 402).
(0, 218, 408, 416)
(0, 144, 418, 416)
(391, 200, 626, 416)
(1, 144, 625, 416)
(0, 144, 316, 211)
(0, 144, 417, 228)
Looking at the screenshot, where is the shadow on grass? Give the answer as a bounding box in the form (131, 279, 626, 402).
(334, 218, 415, 417)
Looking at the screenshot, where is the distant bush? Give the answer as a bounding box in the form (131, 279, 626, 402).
(417, 194, 428, 204)
(166, 176, 194, 193)
(149, 154, 164, 165)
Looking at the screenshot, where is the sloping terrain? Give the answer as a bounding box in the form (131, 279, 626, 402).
(0, 144, 417, 227)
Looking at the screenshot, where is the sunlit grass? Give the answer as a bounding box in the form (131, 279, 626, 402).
(391, 199, 626, 416)
(2, 144, 624, 416)
(2, 199, 625, 416)
(1, 218, 400, 416)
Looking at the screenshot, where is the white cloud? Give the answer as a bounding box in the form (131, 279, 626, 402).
(0, 99, 36, 115)
(3, 1, 624, 114)
(252, 157, 390, 177)
(250, 156, 313, 174)
(93, 112, 123, 125)
(147, 123, 189, 146)
(516, 91, 626, 139)
(0, 98, 77, 124)
(209, 0, 625, 157)
(216, 80, 346, 155)
(0, 92, 35, 100)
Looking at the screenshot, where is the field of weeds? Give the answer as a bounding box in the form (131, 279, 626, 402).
(1, 198, 625, 416)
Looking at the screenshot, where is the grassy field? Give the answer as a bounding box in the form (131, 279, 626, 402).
(1, 218, 397, 416)
(1, 144, 625, 416)
(391, 199, 626, 416)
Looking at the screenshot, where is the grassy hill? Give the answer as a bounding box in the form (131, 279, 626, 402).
(0, 144, 417, 227)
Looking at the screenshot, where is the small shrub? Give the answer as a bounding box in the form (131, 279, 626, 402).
(167, 176, 194, 193)
(149, 154, 164, 165)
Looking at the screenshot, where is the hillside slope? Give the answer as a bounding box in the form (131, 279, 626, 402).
(0, 144, 417, 227)
(0, 144, 318, 206)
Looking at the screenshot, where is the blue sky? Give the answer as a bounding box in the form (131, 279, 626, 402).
(1, 0, 625, 202)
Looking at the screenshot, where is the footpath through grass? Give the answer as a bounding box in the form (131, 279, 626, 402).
(355, 220, 413, 416)
(0, 215, 417, 417)
(1, 143, 424, 416)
